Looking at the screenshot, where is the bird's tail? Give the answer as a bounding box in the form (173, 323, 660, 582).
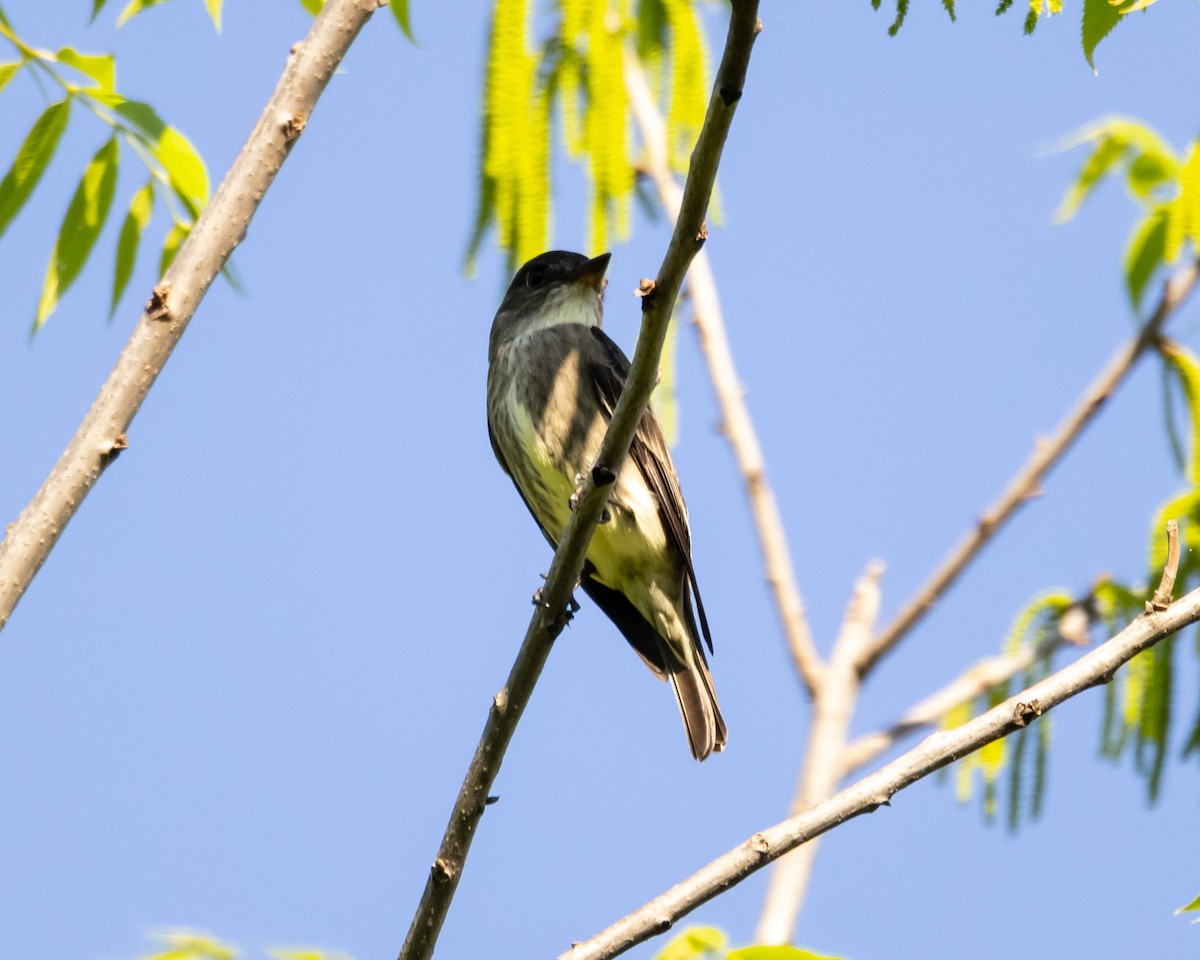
(667, 649, 727, 762)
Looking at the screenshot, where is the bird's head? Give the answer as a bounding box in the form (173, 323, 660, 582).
(490, 251, 611, 350)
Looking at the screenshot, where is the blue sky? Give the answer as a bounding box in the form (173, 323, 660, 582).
(0, 2, 1198, 959)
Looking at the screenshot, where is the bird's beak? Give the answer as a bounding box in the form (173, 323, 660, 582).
(571, 252, 611, 292)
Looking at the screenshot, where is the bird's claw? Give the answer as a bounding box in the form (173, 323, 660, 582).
(570, 472, 610, 523)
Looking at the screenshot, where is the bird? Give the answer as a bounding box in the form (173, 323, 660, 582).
(486, 249, 727, 761)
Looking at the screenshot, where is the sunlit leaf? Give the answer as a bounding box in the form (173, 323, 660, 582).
(654, 927, 726, 960)
(390, 0, 416, 43)
(1001, 590, 1073, 655)
(1136, 634, 1171, 801)
(1160, 342, 1200, 488)
(1124, 203, 1168, 310)
(296, 0, 323, 13)
(111, 179, 154, 317)
(728, 947, 845, 960)
(1127, 149, 1176, 200)
(116, 0, 174, 28)
(160, 220, 189, 276)
(90, 0, 111, 21)
(155, 125, 209, 213)
(1054, 136, 1127, 223)
(0, 61, 20, 94)
(0, 99, 71, 242)
(111, 99, 209, 213)
(268, 951, 352, 960)
(205, 0, 223, 31)
(55, 47, 115, 90)
(34, 136, 119, 331)
(142, 929, 237, 960)
(1082, 0, 1129, 71)
(1177, 893, 1200, 915)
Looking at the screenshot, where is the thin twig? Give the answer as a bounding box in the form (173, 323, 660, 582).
(1149, 519, 1180, 611)
(842, 628, 1067, 774)
(754, 561, 882, 944)
(624, 50, 823, 696)
(560, 586, 1200, 960)
(858, 258, 1200, 676)
(0, 0, 385, 632)
(396, 6, 762, 959)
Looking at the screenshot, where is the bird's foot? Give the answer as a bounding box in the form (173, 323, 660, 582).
(570, 472, 611, 523)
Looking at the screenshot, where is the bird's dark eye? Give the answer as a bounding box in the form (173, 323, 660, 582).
(525, 266, 547, 289)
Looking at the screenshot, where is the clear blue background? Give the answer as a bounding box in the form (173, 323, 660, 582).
(0, 1, 1197, 958)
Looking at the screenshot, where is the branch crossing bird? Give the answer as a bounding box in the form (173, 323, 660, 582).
(486, 250, 727, 761)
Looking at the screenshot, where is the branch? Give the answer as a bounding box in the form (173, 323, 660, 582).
(753, 561, 882, 944)
(397, 6, 762, 959)
(561, 583, 1200, 960)
(0, 0, 384, 633)
(841, 523, 1182, 784)
(624, 52, 824, 696)
(858, 257, 1200, 675)
(842, 622, 1069, 774)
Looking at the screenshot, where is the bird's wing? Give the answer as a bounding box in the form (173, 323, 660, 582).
(585, 324, 715, 656)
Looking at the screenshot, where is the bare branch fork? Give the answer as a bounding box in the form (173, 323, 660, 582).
(0, 0, 387, 633)
(754, 258, 1200, 941)
(396, 5, 762, 959)
(860, 258, 1200, 674)
(562, 532, 1193, 960)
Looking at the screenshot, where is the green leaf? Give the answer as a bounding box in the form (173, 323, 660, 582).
(1054, 135, 1126, 223)
(296, 0, 324, 12)
(205, 0, 222, 31)
(0, 61, 20, 94)
(34, 136, 120, 332)
(0, 99, 71, 243)
(110, 96, 166, 138)
(116, 0, 174, 28)
(1127, 150, 1176, 200)
(654, 927, 726, 960)
(728, 948, 845, 960)
(155, 125, 208, 213)
(389, 0, 416, 42)
(111, 100, 209, 214)
(1136, 634, 1172, 801)
(159, 220, 188, 276)
(1177, 893, 1200, 915)
(1147, 490, 1198, 573)
(91, 0, 112, 21)
(1124, 203, 1168, 310)
(886, 0, 910, 34)
(1161, 342, 1200, 488)
(1082, 0, 1128, 72)
(111, 179, 154, 317)
(55, 47, 115, 91)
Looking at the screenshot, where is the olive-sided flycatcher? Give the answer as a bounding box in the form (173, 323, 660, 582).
(486, 250, 727, 761)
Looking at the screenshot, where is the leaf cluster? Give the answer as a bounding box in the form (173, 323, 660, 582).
(1056, 118, 1200, 312)
(653, 927, 844, 960)
(0, 4, 210, 331)
(134, 930, 350, 960)
(949, 341, 1200, 824)
(466, 0, 713, 272)
(875, 0, 1163, 70)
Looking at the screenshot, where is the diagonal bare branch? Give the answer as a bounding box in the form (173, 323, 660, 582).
(561, 583, 1200, 960)
(0, 0, 386, 633)
(858, 258, 1200, 676)
(397, 5, 762, 959)
(624, 51, 824, 697)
